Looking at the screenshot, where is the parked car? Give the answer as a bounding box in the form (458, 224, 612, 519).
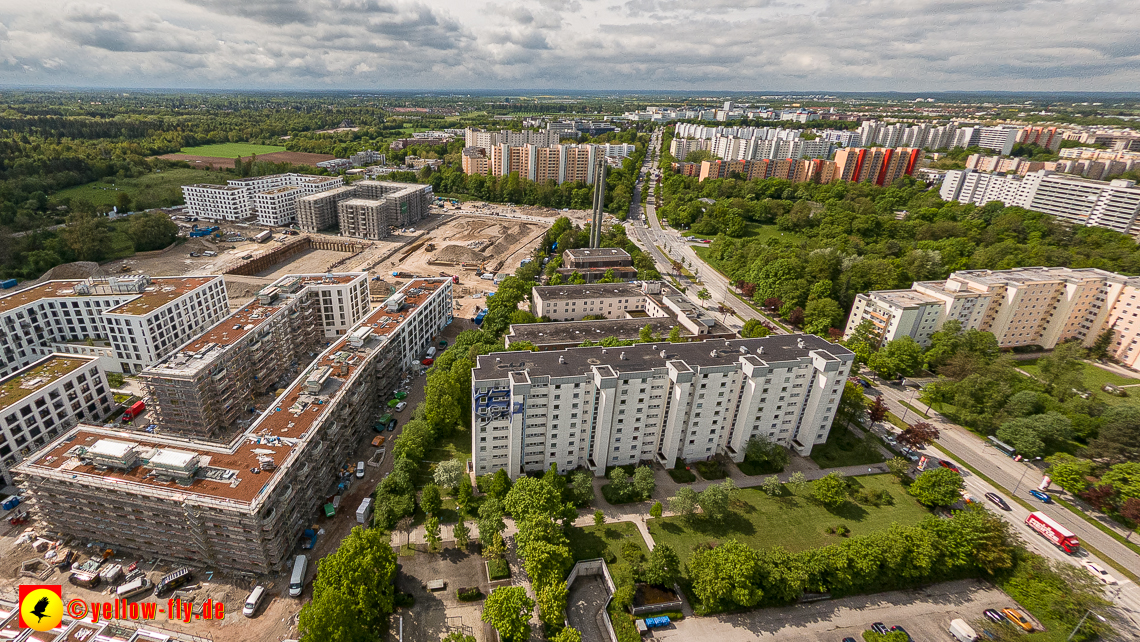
(1028, 489, 1052, 503)
(842, 638, 857, 642)
(985, 492, 1011, 510)
(371, 435, 386, 447)
(1082, 561, 1118, 585)
(395, 401, 407, 412)
(356, 461, 365, 479)
(889, 625, 912, 641)
(1002, 609, 1034, 632)
(983, 609, 1004, 623)
(871, 623, 889, 634)
(939, 459, 960, 473)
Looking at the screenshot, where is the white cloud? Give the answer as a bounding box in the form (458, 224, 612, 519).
(0, 0, 1134, 89)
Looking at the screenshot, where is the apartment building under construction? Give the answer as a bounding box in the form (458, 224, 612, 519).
(13, 278, 453, 573)
(138, 273, 368, 441)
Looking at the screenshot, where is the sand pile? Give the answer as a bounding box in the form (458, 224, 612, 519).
(26, 261, 107, 285)
(434, 244, 486, 263)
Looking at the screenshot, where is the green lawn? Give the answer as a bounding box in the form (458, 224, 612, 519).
(53, 168, 221, 211)
(566, 521, 649, 564)
(1017, 359, 1140, 410)
(687, 223, 806, 245)
(178, 142, 287, 157)
(810, 427, 885, 468)
(648, 474, 929, 566)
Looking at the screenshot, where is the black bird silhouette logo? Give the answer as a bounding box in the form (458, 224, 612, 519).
(30, 596, 50, 621)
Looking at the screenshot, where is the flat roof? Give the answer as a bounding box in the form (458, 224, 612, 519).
(257, 186, 302, 195)
(187, 184, 246, 191)
(145, 274, 364, 376)
(564, 248, 631, 259)
(950, 267, 1123, 287)
(506, 317, 734, 346)
(0, 276, 219, 317)
(475, 334, 851, 382)
(19, 279, 449, 506)
(872, 289, 943, 308)
(0, 355, 94, 409)
(534, 282, 643, 302)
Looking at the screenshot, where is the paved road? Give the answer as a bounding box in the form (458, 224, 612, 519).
(872, 384, 1140, 632)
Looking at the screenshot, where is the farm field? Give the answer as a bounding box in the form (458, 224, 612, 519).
(52, 168, 221, 210)
(178, 143, 287, 156)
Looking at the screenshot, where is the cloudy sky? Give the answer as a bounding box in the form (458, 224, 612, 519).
(0, 0, 1137, 91)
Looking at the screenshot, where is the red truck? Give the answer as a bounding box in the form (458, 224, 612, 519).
(1025, 511, 1079, 553)
(121, 400, 146, 423)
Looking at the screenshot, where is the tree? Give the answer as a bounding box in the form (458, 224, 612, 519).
(632, 466, 656, 499)
(669, 487, 699, 517)
(741, 318, 771, 338)
(668, 325, 683, 343)
(425, 516, 441, 551)
(443, 632, 477, 642)
(481, 586, 535, 642)
(551, 627, 583, 642)
(1078, 484, 1117, 511)
(453, 520, 470, 550)
(489, 468, 513, 499)
(298, 588, 371, 642)
(867, 396, 888, 424)
(1045, 454, 1094, 494)
(697, 288, 712, 304)
(744, 435, 789, 473)
(803, 297, 844, 334)
(898, 422, 940, 449)
(457, 475, 476, 514)
(843, 319, 880, 366)
(61, 211, 110, 261)
(128, 211, 178, 251)
(812, 472, 849, 508)
(688, 539, 763, 611)
(787, 307, 805, 327)
(477, 497, 506, 547)
(837, 381, 868, 428)
(698, 479, 737, 520)
(909, 468, 965, 506)
(639, 324, 656, 342)
(643, 543, 681, 587)
(569, 471, 594, 506)
(1089, 328, 1115, 360)
(594, 509, 605, 527)
(787, 471, 808, 495)
(886, 456, 910, 478)
(1038, 341, 1086, 398)
(433, 459, 465, 490)
(1086, 406, 1140, 464)
(1101, 462, 1140, 501)
(868, 337, 923, 380)
(504, 476, 561, 520)
(607, 467, 632, 498)
(421, 484, 442, 516)
(309, 526, 397, 636)
(484, 530, 506, 560)
(1120, 498, 1140, 540)
(762, 475, 782, 496)
(537, 581, 569, 626)
(650, 501, 663, 518)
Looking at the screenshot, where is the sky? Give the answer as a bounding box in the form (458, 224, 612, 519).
(1, 0, 1138, 91)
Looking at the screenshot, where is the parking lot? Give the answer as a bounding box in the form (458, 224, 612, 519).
(651, 579, 1036, 641)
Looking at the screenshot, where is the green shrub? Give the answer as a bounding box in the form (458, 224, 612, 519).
(487, 558, 511, 581)
(667, 466, 697, 483)
(694, 460, 727, 480)
(394, 592, 415, 608)
(456, 587, 484, 602)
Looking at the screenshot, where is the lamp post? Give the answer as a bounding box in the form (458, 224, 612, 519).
(1066, 609, 1106, 641)
(1013, 457, 1044, 495)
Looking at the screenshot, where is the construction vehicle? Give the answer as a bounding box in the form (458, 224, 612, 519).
(189, 225, 220, 238)
(425, 242, 436, 251)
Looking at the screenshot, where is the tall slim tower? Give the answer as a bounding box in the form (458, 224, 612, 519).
(589, 158, 608, 248)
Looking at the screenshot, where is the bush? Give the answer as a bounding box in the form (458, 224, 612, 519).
(620, 540, 645, 564)
(487, 558, 511, 581)
(853, 488, 894, 507)
(667, 460, 697, 483)
(107, 372, 125, 388)
(836, 524, 851, 537)
(394, 592, 415, 608)
(694, 460, 726, 480)
(457, 587, 484, 602)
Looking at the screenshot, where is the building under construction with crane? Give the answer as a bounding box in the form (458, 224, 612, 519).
(13, 277, 453, 573)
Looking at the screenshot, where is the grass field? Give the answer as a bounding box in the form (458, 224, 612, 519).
(809, 426, 885, 468)
(53, 168, 221, 210)
(1017, 359, 1140, 409)
(178, 143, 287, 157)
(648, 474, 929, 566)
(566, 521, 649, 563)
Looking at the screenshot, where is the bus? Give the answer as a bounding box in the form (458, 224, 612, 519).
(988, 435, 1016, 457)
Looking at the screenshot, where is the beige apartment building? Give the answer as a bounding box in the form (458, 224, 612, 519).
(843, 267, 1140, 359)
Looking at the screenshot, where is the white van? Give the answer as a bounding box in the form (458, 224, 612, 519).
(949, 618, 977, 642)
(116, 577, 153, 600)
(356, 461, 365, 478)
(289, 555, 307, 597)
(243, 585, 266, 617)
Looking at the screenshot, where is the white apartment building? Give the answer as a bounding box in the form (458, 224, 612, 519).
(951, 126, 1018, 156)
(312, 273, 370, 337)
(941, 169, 1140, 236)
(600, 143, 637, 159)
(0, 355, 113, 485)
(0, 274, 229, 377)
(182, 173, 344, 223)
(471, 335, 853, 478)
(844, 267, 1127, 352)
(533, 283, 648, 321)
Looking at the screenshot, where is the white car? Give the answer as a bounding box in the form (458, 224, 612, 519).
(395, 401, 407, 412)
(1082, 561, 1117, 585)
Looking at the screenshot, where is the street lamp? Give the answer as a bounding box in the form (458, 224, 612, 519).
(1013, 457, 1044, 495)
(1066, 609, 1106, 641)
